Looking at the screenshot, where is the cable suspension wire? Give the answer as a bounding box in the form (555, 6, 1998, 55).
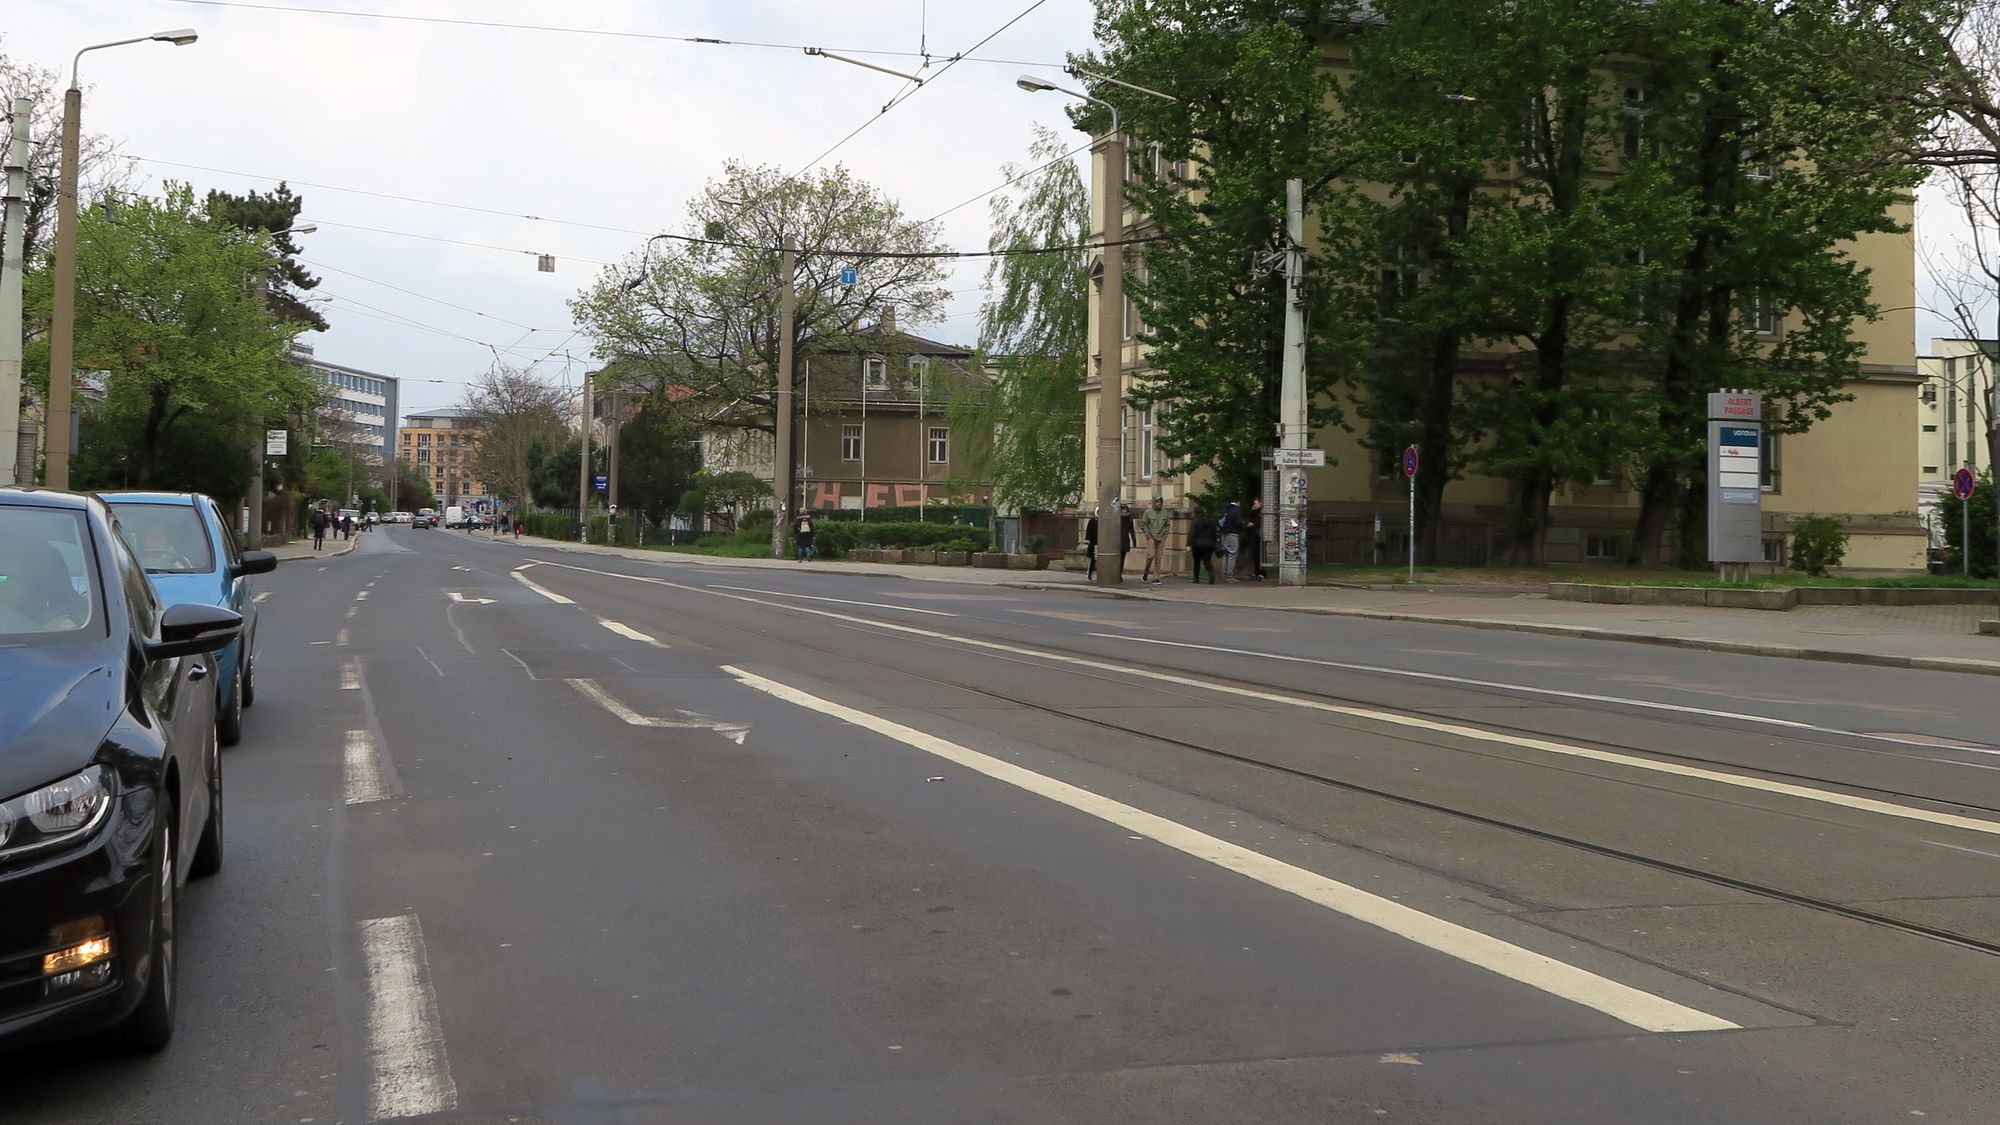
(788, 0, 1054, 181)
(921, 138, 1093, 224)
(162, 0, 1067, 67)
(300, 258, 551, 331)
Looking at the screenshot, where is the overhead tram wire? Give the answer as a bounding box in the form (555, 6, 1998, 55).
(787, 0, 1056, 182)
(163, 0, 1067, 68)
(921, 137, 1094, 224)
(299, 259, 548, 331)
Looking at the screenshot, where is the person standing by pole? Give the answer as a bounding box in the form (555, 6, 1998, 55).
(1219, 499, 1243, 582)
(1188, 507, 1217, 584)
(310, 504, 328, 551)
(1084, 508, 1102, 581)
(1139, 496, 1171, 584)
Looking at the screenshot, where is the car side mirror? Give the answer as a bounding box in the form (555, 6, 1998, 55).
(145, 603, 243, 662)
(231, 550, 278, 578)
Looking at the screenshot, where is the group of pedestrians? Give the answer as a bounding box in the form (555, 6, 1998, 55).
(1085, 497, 1267, 584)
(307, 505, 361, 550)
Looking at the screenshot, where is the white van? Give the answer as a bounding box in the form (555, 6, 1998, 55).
(444, 505, 466, 529)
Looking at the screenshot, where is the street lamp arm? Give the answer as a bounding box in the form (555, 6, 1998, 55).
(71, 29, 198, 88)
(1065, 66, 1179, 104)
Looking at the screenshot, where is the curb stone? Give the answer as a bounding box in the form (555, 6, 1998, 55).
(493, 537, 2000, 677)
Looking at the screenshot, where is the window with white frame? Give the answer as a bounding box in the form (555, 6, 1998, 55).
(1381, 244, 1424, 305)
(841, 424, 863, 461)
(908, 355, 930, 389)
(1760, 429, 1781, 491)
(864, 358, 889, 390)
(1741, 120, 1774, 181)
(928, 426, 949, 464)
(1742, 290, 1779, 336)
(1622, 86, 1650, 160)
(1624, 248, 1649, 325)
(1140, 406, 1156, 477)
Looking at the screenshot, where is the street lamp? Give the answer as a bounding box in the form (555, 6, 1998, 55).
(1019, 73, 1128, 586)
(46, 28, 198, 490)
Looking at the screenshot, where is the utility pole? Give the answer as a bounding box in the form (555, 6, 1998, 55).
(772, 237, 796, 560)
(0, 96, 30, 487)
(1094, 125, 1127, 586)
(1277, 177, 1308, 587)
(578, 369, 592, 542)
(45, 83, 82, 489)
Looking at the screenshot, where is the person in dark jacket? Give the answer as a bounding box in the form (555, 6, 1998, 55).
(1247, 497, 1267, 580)
(1217, 500, 1243, 582)
(310, 505, 329, 551)
(1084, 510, 1101, 579)
(1187, 508, 1218, 584)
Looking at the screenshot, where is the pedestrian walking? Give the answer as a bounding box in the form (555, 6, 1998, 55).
(1188, 507, 1218, 584)
(1247, 497, 1268, 580)
(1084, 510, 1101, 580)
(514, 517, 523, 539)
(1117, 500, 1137, 576)
(795, 512, 816, 562)
(309, 506, 328, 551)
(340, 514, 355, 540)
(1218, 500, 1244, 582)
(1139, 497, 1172, 584)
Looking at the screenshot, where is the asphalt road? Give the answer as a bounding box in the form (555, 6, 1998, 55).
(8, 525, 2000, 1123)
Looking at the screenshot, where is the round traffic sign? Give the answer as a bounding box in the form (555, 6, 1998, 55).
(1956, 467, 1978, 500)
(1402, 445, 1420, 479)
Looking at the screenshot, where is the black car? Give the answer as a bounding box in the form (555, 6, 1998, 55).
(0, 488, 241, 1054)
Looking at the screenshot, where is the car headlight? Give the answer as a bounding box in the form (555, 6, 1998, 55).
(0, 766, 112, 858)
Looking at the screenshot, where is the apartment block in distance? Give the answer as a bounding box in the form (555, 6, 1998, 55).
(398, 407, 491, 510)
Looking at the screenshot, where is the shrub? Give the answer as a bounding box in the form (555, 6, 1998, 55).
(1024, 534, 1048, 555)
(1787, 515, 1849, 577)
(811, 520, 989, 558)
(738, 507, 775, 532)
(523, 512, 576, 540)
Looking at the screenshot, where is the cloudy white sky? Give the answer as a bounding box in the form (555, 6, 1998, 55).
(8, 1, 1983, 421)
(9, 0, 1095, 415)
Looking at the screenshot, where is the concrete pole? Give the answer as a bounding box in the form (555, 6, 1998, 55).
(46, 86, 81, 489)
(578, 369, 591, 541)
(772, 238, 796, 559)
(0, 95, 31, 487)
(1278, 177, 1308, 587)
(1094, 126, 1126, 586)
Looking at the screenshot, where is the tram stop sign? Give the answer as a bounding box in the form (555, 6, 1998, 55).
(1956, 467, 1978, 501)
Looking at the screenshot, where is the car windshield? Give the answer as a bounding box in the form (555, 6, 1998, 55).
(109, 503, 216, 575)
(0, 507, 100, 641)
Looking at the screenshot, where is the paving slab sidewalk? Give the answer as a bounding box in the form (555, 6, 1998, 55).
(268, 535, 356, 562)
(494, 533, 2000, 676)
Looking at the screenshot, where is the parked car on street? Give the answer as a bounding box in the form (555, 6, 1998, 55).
(101, 492, 277, 747)
(0, 487, 241, 1054)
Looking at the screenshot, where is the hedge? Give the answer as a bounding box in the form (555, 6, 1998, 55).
(808, 520, 988, 558)
(811, 505, 991, 527)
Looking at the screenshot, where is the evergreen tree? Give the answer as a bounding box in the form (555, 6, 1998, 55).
(207, 182, 328, 331)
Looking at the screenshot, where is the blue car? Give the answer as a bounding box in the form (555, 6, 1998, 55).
(100, 493, 276, 747)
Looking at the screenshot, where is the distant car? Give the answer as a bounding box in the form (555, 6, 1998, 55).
(0, 487, 241, 1054)
(412, 514, 434, 529)
(102, 493, 277, 748)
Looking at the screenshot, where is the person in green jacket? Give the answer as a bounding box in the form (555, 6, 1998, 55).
(1139, 496, 1172, 584)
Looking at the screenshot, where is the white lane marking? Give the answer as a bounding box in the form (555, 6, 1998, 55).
(446, 592, 496, 605)
(512, 570, 572, 603)
(356, 590, 370, 601)
(366, 581, 377, 588)
(414, 645, 445, 678)
(345, 606, 358, 620)
(344, 730, 392, 804)
(724, 665, 1736, 1034)
(341, 661, 361, 690)
(253, 591, 271, 604)
(530, 561, 2000, 839)
(706, 583, 958, 617)
(1090, 634, 1998, 757)
(567, 678, 749, 743)
(598, 619, 666, 647)
(358, 914, 459, 1121)
(337, 628, 351, 647)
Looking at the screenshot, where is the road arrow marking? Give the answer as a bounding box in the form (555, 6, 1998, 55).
(447, 592, 496, 605)
(567, 679, 749, 744)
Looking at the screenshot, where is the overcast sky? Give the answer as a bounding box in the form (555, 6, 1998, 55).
(8, 1, 1977, 421)
(8, 0, 1095, 416)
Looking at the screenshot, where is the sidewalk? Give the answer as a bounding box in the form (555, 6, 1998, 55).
(269, 534, 357, 562)
(499, 533, 2000, 677)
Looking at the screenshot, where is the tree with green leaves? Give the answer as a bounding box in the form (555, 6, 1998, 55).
(1620, 0, 1926, 565)
(570, 162, 951, 481)
(23, 182, 316, 488)
(946, 125, 1090, 511)
(615, 399, 701, 528)
(208, 181, 328, 331)
(1075, 2, 1367, 505)
(459, 365, 570, 516)
(678, 469, 771, 531)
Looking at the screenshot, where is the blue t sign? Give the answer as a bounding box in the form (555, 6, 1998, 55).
(839, 267, 858, 286)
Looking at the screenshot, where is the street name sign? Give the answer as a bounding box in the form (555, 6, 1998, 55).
(1273, 448, 1326, 468)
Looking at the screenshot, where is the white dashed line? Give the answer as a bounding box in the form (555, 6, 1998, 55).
(358, 914, 459, 1121)
(597, 619, 666, 647)
(340, 661, 361, 690)
(343, 730, 392, 804)
(705, 584, 958, 617)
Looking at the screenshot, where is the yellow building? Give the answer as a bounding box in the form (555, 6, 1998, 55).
(1080, 74, 1926, 573)
(397, 408, 491, 509)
